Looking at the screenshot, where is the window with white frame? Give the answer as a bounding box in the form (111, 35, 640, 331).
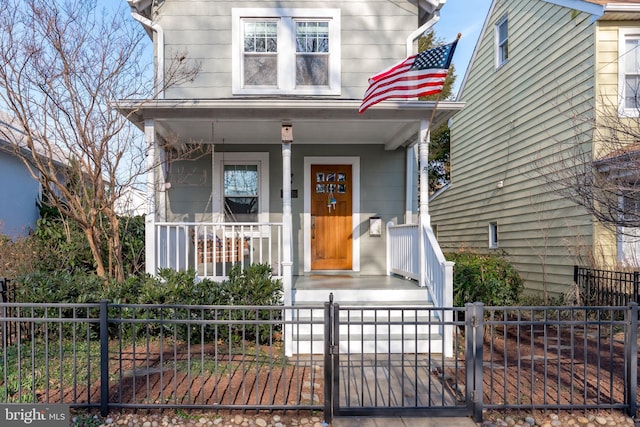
(619, 28, 640, 116)
(216, 153, 269, 223)
(232, 8, 341, 95)
(495, 15, 509, 68)
(489, 222, 499, 248)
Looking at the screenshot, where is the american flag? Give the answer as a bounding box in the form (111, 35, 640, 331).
(359, 39, 458, 113)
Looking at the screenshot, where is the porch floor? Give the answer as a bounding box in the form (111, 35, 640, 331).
(293, 274, 420, 291)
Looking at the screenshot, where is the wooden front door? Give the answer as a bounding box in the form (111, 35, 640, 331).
(311, 165, 352, 270)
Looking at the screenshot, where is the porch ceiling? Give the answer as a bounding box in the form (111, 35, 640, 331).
(116, 98, 464, 150)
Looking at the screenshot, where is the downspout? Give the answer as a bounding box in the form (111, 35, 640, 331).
(130, 9, 165, 99)
(405, 7, 441, 56)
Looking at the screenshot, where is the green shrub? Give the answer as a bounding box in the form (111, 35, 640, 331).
(112, 265, 281, 343)
(16, 270, 105, 303)
(447, 251, 523, 307)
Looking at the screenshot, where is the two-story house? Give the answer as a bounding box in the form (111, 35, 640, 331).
(430, 0, 640, 299)
(118, 0, 464, 354)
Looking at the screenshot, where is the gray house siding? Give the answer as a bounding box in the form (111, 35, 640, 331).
(0, 151, 40, 238)
(158, 0, 417, 99)
(166, 143, 408, 275)
(430, 0, 595, 296)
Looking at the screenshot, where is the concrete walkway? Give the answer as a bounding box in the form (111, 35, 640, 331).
(331, 416, 477, 426)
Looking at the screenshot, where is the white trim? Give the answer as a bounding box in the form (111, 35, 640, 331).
(214, 152, 270, 224)
(232, 8, 341, 96)
(144, 119, 156, 275)
(618, 27, 640, 117)
(303, 156, 360, 272)
(542, 0, 604, 17)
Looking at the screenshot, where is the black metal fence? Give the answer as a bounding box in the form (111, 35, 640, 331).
(574, 265, 640, 306)
(0, 299, 638, 423)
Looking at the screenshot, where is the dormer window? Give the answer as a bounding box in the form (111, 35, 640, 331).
(232, 8, 341, 95)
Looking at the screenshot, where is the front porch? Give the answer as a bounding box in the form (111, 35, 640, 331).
(151, 220, 452, 306)
(151, 220, 454, 356)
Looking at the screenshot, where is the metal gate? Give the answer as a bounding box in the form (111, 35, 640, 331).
(323, 297, 483, 422)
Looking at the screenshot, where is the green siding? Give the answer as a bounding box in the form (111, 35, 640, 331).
(431, 0, 596, 297)
(164, 144, 408, 275)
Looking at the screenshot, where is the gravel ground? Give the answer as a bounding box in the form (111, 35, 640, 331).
(71, 410, 638, 427)
(477, 410, 637, 427)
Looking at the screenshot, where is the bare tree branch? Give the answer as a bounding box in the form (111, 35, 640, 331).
(0, 0, 200, 281)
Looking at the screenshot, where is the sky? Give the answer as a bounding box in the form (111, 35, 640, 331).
(432, 0, 493, 97)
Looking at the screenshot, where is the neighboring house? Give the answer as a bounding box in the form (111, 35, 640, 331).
(114, 186, 147, 217)
(0, 113, 42, 239)
(430, 0, 640, 297)
(119, 0, 464, 354)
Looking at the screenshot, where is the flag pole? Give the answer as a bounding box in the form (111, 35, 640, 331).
(425, 32, 461, 136)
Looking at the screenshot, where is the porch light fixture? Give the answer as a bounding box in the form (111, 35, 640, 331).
(281, 122, 293, 143)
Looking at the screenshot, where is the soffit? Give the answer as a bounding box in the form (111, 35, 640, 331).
(116, 99, 464, 150)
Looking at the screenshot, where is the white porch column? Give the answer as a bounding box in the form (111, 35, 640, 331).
(405, 145, 417, 224)
(418, 119, 430, 288)
(281, 124, 294, 357)
(418, 119, 430, 227)
(144, 118, 156, 275)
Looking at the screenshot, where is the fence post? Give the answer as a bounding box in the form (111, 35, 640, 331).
(465, 302, 484, 422)
(100, 300, 109, 417)
(634, 272, 639, 304)
(324, 294, 333, 424)
(626, 302, 638, 417)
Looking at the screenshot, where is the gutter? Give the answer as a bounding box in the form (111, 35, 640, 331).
(128, 1, 165, 99)
(406, 0, 445, 55)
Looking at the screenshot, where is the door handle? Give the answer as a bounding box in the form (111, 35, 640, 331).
(311, 215, 316, 239)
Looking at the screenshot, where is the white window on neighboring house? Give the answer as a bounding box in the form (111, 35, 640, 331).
(618, 193, 640, 266)
(619, 28, 640, 116)
(495, 15, 509, 68)
(232, 8, 341, 95)
(489, 222, 499, 249)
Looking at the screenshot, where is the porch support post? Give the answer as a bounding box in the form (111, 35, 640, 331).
(405, 146, 416, 224)
(418, 119, 430, 288)
(282, 123, 294, 357)
(144, 118, 156, 276)
(418, 119, 430, 227)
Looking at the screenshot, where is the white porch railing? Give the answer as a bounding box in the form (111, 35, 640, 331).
(422, 225, 454, 309)
(386, 222, 420, 280)
(154, 222, 283, 281)
(386, 221, 453, 307)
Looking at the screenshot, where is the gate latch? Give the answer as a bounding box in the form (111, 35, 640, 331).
(329, 345, 339, 355)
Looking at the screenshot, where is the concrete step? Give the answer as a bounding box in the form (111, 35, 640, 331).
(292, 333, 443, 354)
(290, 299, 444, 355)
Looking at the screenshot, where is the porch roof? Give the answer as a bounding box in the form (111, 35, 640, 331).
(116, 98, 465, 151)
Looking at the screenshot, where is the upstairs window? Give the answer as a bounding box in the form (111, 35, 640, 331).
(296, 21, 329, 86)
(495, 15, 509, 68)
(619, 29, 640, 116)
(243, 21, 278, 86)
(233, 8, 341, 95)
